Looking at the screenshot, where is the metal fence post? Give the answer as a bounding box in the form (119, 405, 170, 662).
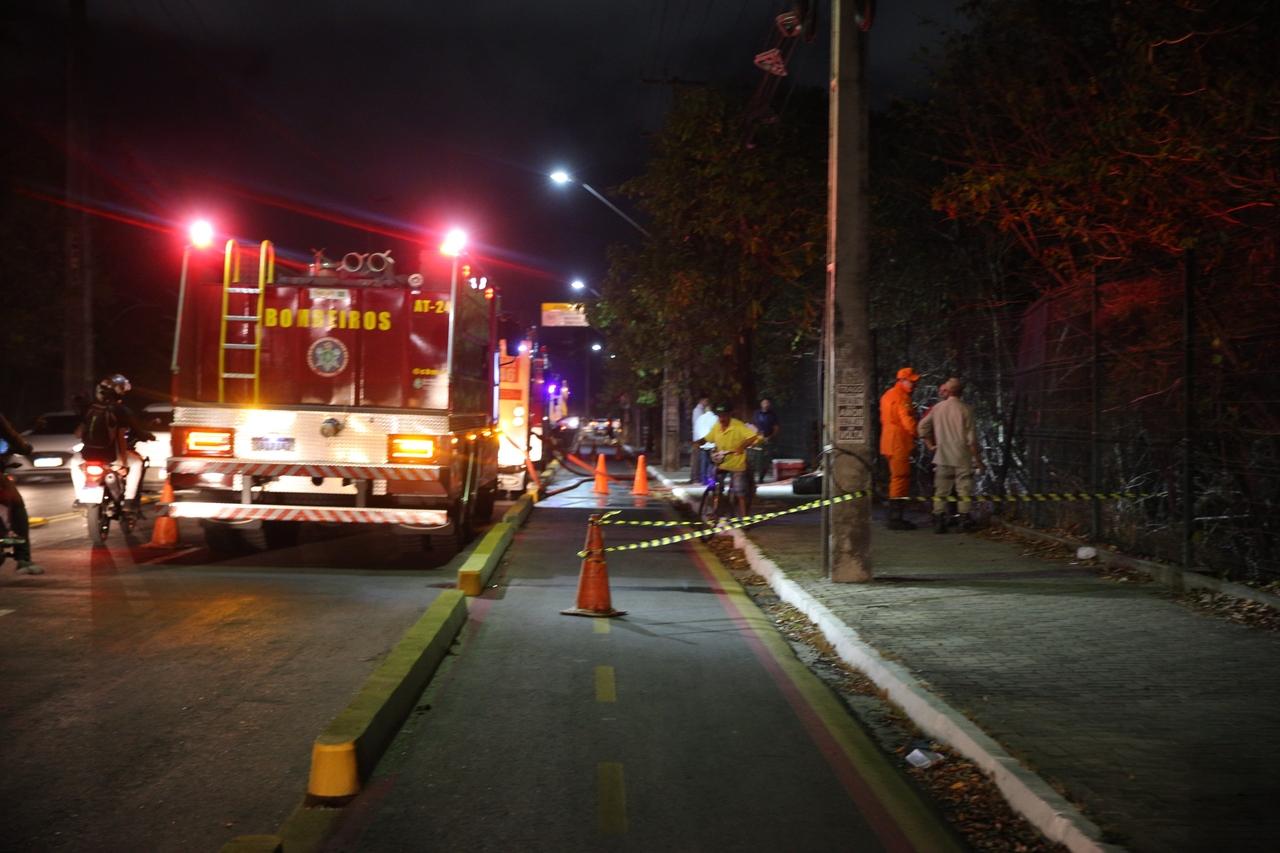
(1090, 274, 1101, 541)
(1182, 251, 1196, 572)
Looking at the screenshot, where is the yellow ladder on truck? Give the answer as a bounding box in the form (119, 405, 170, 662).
(217, 239, 274, 402)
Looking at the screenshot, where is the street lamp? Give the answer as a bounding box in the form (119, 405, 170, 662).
(571, 278, 603, 299)
(440, 228, 468, 380)
(549, 169, 651, 238)
(170, 218, 215, 399)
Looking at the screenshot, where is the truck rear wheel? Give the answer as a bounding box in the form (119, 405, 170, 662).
(202, 520, 250, 556)
(203, 519, 300, 555)
(436, 500, 473, 555)
(473, 485, 496, 524)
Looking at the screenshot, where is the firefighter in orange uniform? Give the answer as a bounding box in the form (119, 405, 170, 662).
(880, 366, 920, 530)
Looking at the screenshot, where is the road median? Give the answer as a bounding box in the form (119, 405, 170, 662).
(222, 478, 550, 853)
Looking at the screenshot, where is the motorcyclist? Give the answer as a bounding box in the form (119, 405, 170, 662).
(70, 374, 155, 511)
(0, 411, 43, 574)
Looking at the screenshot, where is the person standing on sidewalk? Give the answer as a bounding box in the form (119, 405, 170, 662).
(749, 398, 780, 483)
(689, 396, 714, 484)
(921, 380, 957, 528)
(919, 377, 984, 533)
(879, 367, 920, 530)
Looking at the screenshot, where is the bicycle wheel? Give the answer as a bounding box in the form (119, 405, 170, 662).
(698, 482, 720, 524)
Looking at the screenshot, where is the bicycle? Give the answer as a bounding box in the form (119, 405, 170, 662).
(697, 461, 731, 524)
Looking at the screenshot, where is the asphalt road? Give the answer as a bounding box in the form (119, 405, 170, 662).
(327, 471, 958, 852)
(0, 479, 486, 852)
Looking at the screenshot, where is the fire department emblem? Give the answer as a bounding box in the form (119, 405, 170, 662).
(307, 337, 349, 377)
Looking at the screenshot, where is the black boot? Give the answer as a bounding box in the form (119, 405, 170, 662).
(886, 502, 917, 530)
(933, 513, 948, 534)
(959, 513, 978, 533)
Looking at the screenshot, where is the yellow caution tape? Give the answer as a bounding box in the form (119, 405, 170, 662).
(587, 490, 1144, 554)
(595, 491, 1143, 527)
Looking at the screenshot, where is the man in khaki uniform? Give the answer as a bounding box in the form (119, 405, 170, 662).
(918, 377, 984, 533)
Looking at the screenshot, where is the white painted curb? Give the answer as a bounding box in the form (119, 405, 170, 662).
(658, 472, 1119, 853)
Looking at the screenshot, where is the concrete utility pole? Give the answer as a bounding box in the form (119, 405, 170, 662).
(823, 0, 874, 582)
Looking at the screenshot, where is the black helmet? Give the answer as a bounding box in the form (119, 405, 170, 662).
(95, 373, 131, 402)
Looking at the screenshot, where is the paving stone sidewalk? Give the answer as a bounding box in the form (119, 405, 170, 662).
(730, 502, 1280, 852)
(643, 462, 1279, 851)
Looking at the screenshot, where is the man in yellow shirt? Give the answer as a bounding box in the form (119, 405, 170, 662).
(704, 404, 761, 518)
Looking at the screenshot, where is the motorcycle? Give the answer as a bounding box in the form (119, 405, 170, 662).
(75, 441, 149, 548)
(0, 439, 27, 568)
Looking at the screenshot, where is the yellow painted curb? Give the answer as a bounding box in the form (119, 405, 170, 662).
(305, 589, 468, 799)
(220, 835, 283, 853)
(457, 492, 534, 596)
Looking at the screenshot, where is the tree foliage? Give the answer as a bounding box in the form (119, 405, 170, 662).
(595, 87, 826, 411)
(927, 0, 1280, 283)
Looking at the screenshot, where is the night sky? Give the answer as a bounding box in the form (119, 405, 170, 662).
(4, 0, 964, 401)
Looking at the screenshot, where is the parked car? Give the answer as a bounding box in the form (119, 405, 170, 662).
(12, 411, 82, 481)
(132, 403, 173, 485)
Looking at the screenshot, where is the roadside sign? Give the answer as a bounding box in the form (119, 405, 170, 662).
(541, 302, 588, 327)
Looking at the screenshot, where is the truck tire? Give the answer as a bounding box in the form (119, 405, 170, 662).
(203, 519, 298, 554)
(260, 520, 300, 549)
(202, 520, 250, 556)
(439, 500, 473, 555)
(473, 485, 496, 524)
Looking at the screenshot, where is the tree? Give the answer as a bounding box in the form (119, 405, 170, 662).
(927, 0, 1280, 282)
(595, 87, 827, 413)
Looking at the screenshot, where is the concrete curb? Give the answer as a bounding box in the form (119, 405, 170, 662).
(656, 471, 1119, 853)
(221, 593, 467, 853)
(29, 494, 158, 528)
(305, 590, 468, 799)
(456, 494, 532, 596)
(223, 479, 549, 853)
(993, 518, 1280, 610)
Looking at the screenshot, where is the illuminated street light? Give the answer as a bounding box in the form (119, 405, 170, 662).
(571, 278, 602, 299)
(591, 342, 603, 352)
(549, 169, 651, 238)
(170, 218, 216, 396)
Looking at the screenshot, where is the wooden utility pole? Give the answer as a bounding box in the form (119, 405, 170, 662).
(823, 0, 874, 581)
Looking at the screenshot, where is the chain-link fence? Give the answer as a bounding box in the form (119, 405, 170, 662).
(873, 254, 1280, 583)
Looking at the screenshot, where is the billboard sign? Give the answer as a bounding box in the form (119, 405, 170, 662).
(540, 302, 588, 327)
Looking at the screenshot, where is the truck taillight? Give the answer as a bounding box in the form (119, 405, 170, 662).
(176, 427, 236, 457)
(388, 434, 436, 463)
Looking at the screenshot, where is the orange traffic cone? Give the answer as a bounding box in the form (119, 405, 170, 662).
(631, 454, 650, 496)
(562, 515, 626, 618)
(145, 477, 180, 549)
(592, 453, 610, 494)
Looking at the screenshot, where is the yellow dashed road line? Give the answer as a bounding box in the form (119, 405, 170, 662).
(594, 666, 616, 703)
(593, 619, 610, 634)
(597, 762, 627, 835)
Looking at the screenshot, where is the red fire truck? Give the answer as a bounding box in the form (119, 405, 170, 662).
(495, 339, 550, 495)
(166, 239, 499, 554)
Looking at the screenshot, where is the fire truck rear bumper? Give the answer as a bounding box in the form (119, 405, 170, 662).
(167, 502, 449, 527)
